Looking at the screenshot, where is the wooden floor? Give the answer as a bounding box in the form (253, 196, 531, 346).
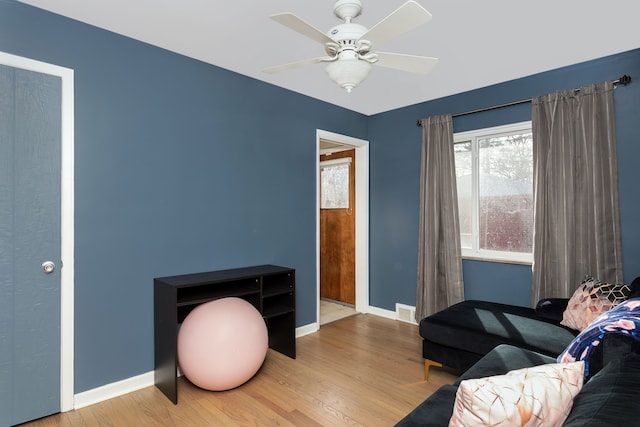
(320, 299, 357, 325)
(23, 314, 456, 427)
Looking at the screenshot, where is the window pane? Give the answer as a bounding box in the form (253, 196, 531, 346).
(477, 133, 533, 253)
(321, 163, 349, 208)
(454, 142, 472, 249)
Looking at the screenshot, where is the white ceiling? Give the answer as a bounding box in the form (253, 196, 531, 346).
(18, 0, 640, 116)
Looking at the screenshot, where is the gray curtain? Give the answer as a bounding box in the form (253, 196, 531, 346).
(416, 115, 464, 321)
(531, 81, 623, 304)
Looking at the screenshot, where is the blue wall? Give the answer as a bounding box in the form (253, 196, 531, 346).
(2, 0, 639, 395)
(0, 0, 367, 392)
(369, 49, 640, 309)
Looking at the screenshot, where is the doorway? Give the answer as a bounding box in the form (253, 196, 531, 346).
(316, 130, 369, 327)
(320, 149, 356, 324)
(320, 148, 355, 305)
(0, 51, 74, 422)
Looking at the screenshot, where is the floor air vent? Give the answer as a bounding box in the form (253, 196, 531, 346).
(396, 303, 417, 325)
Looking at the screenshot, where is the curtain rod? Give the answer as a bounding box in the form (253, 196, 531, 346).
(416, 74, 631, 127)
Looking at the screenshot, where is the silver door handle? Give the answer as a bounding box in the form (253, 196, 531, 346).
(42, 261, 56, 274)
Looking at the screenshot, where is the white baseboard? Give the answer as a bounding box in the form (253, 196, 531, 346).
(71, 308, 408, 410)
(73, 371, 154, 409)
(370, 304, 418, 324)
(367, 305, 396, 320)
(71, 322, 319, 409)
(296, 322, 318, 338)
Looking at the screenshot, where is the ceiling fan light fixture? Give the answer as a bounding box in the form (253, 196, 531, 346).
(333, 0, 363, 21)
(267, 1, 437, 92)
(325, 56, 371, 93)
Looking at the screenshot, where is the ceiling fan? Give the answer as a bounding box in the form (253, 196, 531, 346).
(263, 0, 438, 93)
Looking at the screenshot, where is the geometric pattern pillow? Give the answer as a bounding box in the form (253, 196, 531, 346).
(449, 361, 584, 427)
(560, 276, 631, 331)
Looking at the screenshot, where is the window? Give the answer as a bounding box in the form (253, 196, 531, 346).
(320, 157, 351, 209)
(454, 122, 533, 263)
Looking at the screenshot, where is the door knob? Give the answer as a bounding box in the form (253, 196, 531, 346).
(42, 261, 56, 274)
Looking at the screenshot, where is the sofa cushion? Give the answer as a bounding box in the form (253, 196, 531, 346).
(574, 333, 640, 381)
(456, 344, 556, 384)
(449, 361, 584, 427)
(562, 351, 640, 426)
(561, 276, 631, 331)
(535, 298, 569, 322)
(420, 300, 577, 359)
(627, 276, 640, 299)
(394, 385, 458, 427)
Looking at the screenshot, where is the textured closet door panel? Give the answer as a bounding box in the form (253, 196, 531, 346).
(0, 64, 62, 427)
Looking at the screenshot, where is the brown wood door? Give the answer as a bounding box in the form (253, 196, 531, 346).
(320, 149, 355, 305)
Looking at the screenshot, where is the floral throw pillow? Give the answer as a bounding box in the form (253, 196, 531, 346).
(449, 361, 584, 427)
(558, 298, 640, 379)
(560, 276, 631, 331)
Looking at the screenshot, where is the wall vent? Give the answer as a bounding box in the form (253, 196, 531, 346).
(396, 303, 417, 325)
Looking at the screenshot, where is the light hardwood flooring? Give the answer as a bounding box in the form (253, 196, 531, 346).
(22, 314, 456, 427)
(320, 299, 357, 325)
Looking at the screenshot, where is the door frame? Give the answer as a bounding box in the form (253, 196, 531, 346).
(316, 130, 369, 322)
(0, 51, 75, 412)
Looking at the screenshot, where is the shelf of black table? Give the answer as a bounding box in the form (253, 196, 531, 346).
(154, 264, 296, 404)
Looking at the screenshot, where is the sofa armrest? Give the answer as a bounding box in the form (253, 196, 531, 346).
(535, 298, 569, 322)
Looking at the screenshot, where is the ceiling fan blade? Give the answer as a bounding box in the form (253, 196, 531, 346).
(360, 1, 432, 48)
(374, 52, 438, 74)
(270, 13, 336, 45)
(263, 56, 334, 74)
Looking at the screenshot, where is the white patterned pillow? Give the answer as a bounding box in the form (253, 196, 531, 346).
(561, 276, 630, 331)
(449, 361, 584, 427)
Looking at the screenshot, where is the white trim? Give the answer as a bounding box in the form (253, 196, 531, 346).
(0, 51, 75, 412)
(295, 323, 319, 338)
(72, 324, 319, 409)
(454, 121, 532, 141)
(367, 306, 396, 320)
(454, 121, 533, 265)
(74, 372, 154, 410)
(71, 311, 399, 409)
(72, 324, 320, 409)
(316, 130, 370, 323)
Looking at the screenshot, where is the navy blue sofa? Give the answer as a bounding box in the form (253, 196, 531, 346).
(419, 298, 578, 380)
(398, 278, 640, 426)
(397, 337, 640, 426)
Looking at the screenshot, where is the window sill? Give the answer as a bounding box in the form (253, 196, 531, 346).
(461, 253, 532, 266)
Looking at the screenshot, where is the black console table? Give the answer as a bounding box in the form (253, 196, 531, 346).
(154, 264, 296, 404)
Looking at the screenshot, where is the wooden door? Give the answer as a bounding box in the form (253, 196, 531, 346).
(320, 149, 355, 305)
(0, 64, 62, 426)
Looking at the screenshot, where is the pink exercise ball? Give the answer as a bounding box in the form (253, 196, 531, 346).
(177, 297, 268, 391)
